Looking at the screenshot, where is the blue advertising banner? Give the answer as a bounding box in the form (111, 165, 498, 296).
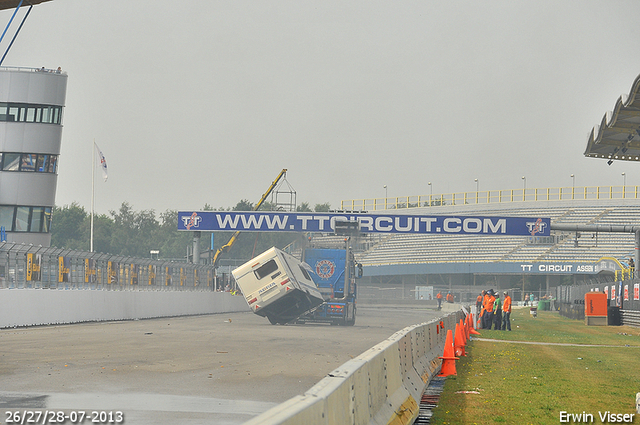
(177, 211, 550, 236)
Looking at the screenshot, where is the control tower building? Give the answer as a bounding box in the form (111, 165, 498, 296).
(0, 0, 66, 247)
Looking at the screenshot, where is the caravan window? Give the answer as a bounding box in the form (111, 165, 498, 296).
(254, 259, 279, 280)
(298, 265, 312, 281)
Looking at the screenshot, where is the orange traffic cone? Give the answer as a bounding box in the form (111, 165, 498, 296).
(454, 322, 466, 357)
(465, 317, 471, 339)
(438, 329, 459, 377)
(458, 318, 465, 345)
(468, 313, 481, 335)
(460, 318, 468, 343)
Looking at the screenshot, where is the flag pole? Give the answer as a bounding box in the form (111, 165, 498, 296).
(90, 140, 95, 252)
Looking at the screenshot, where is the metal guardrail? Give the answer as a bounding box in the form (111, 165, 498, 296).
(0, 242, 216, 291)
(621, 310, 640, 327)
(0, 65, 67, 75)
(341, 185, 640, 211)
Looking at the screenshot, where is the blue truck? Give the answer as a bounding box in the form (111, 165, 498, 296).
(297, 247, 360, 326)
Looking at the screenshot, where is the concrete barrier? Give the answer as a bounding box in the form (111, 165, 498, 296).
(244, 309, 466, 425)
(0, 289, 248, 328)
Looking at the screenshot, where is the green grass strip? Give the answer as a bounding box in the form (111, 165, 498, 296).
(430, 308, 640, 424)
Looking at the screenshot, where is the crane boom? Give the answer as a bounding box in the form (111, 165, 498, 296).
(211, 169, 288, 268)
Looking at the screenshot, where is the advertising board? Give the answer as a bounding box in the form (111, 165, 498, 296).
(178, 211, 550, 236)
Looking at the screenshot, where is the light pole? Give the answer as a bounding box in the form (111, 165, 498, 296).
(622, 172, 626, 197)
(571, 174, 575, 199)
(474, 178, 479, 204)
(383, 185, 387, 209)
(522, 176, 526, 200)
(428, 182, 432, 207)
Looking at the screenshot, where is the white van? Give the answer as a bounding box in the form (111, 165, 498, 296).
(232, 247, 324, 324)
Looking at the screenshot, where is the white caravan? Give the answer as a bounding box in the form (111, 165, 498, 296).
(232, 247, 324, 324)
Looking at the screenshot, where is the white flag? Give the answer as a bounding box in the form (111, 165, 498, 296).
(94, 142, 108, 181)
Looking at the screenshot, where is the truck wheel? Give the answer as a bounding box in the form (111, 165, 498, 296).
(345, 307, 356, 326)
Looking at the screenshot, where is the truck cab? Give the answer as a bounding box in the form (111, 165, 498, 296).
(299, 247, 359, 326)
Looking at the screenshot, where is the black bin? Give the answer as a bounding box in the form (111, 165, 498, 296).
(607, 306, 620, 326)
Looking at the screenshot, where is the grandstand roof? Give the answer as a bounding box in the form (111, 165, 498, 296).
(0, 0, 51, 10)
(584, 72, 640, 162)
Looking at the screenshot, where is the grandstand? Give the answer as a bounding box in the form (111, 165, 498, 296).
(327, 191, 640, 300)
(358, 202, 639, 267)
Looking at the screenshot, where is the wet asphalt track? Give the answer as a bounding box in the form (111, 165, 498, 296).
(0, 305, 443, 424)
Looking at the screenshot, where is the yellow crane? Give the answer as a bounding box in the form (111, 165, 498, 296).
(211, 168, 288, 268)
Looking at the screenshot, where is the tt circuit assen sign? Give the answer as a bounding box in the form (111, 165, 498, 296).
(177, 211, 550, 237)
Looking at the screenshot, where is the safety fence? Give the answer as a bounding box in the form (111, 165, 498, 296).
(0, 242, 217, 291)
(341, 185, 640, 211)
(556, 280, 640, 310)
(244, 308, 466, 425)
(556, 280, 640, 326)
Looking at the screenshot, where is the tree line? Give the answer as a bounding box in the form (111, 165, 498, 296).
(51, 200, 332, 261)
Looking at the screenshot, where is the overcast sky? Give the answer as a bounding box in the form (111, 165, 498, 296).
(4, 1, 640, 215)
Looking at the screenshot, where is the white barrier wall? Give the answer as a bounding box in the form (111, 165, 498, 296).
(0, 289, 248, 328)
(244, 309, 465, 425)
